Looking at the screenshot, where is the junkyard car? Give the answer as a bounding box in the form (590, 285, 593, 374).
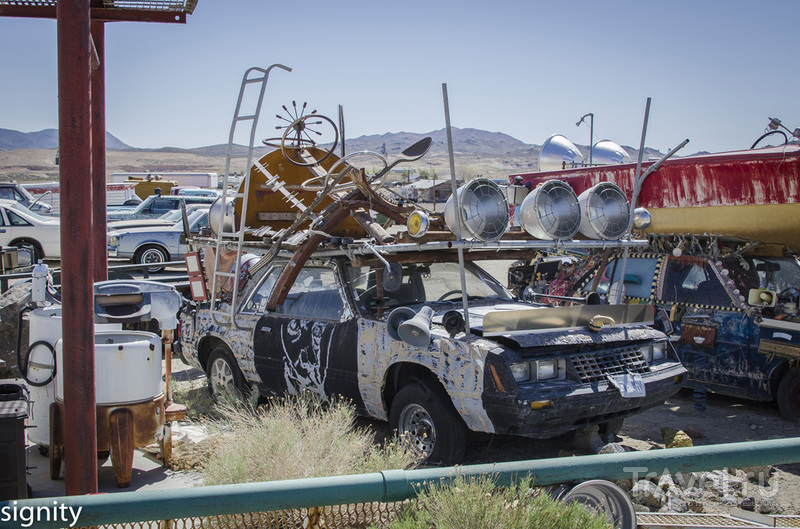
(0, 198, 60, 260)
(107, 204, 210, 232)
(180, 251, 687, 465)
(0, 182, 52, 214)
(508, 240, 800, 422)
(178, 109, 687, 465)
(107, 208, 209, 271)
(106, 194, 216, 222)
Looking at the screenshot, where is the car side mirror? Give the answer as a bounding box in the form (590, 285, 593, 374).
(654, 308, 673, 335)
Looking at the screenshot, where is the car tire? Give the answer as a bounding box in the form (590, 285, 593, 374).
(598, 418, 625, 439)
(135, 244, 168, 273)
(14, 240, 41, 264)
(777, 367, 800, 422)
(206, 347, 246, 396)
(389, 381, 467, 466)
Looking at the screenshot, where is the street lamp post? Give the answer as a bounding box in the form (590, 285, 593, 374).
(576, 113, 594, 167)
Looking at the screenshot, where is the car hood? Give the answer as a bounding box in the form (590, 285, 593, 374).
(108, 219, 175, 231)
(436, 304, 664, 349)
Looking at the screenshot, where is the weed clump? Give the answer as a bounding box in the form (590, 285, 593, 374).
(202, 391, 420, 485)
(378, 475, 612, 529)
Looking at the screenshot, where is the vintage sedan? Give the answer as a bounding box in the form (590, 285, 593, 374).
(0, 198, 60, 261)
(107, 208, 209, 271)
(106, 194, 216, 222)
(179, 250, 687, 465)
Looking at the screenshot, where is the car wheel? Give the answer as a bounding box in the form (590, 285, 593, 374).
(135, 244, 168, 273)
(206, 347, 246, 396)
(14, 241, 41, 264)
(389, 381, 467, 466)
(777, 367, 800, 422)
(598, 418, 625, 439)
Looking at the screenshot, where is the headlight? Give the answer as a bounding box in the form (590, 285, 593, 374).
(652, 341, 667, 361)
(536, 359, 558, 380)
(535, 359, 566, 381)
(108, 235, 117, 247)
(510, 362, 530, 382)
(640, 344, 654, 363)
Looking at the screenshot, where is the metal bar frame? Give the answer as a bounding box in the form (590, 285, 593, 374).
(5, 437, 800, 528)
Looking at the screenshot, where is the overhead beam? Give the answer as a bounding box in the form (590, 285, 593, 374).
(0, 6, 189, 22)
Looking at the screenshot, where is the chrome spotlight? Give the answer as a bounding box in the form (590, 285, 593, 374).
(518, 180, 581, 240)
(577, 182, 630, 240)
(444, 178, 509, 242)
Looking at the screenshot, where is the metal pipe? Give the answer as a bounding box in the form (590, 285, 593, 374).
(442, 83, 470, 333)
(611, 97, 650, 304)
(7, 437, 800, 528)
(91, 19, 108, 282)
(57, 0, 98, 495)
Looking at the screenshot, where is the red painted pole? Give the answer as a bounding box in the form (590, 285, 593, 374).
(57, 0, 98, 495)
(91, 20, 108, 282)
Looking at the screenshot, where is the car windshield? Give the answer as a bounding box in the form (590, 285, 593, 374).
(347, 261, 512, 317)
(12, 205, 52, 223)
(748, 256, 800, 293)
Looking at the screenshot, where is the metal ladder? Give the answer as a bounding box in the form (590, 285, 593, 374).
(209, 64, 291, 327)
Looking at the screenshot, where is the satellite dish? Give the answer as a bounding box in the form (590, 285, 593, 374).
(577, 182, 630, 240)
(591, 140, 632, 166)
(538, 134, 584, 171)
(518, 179, 581, 240)
(444, 178, 509, 242)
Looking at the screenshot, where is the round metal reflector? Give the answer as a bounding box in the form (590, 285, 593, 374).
(518, 180, 581, 240)
(444, 178, 509, 242)
(591, 139, 632, 166)
(577, 182, 630, 240)
(209, 196, 235, 236)
(538, 134, 584, 171)
(561, 480, 637, 529)
(632, 207, 652, 230)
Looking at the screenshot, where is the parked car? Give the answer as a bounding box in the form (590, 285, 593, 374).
(508, 239, 800, 422)
(0, 182, 52, 214)
(179, 250, 687, 465)
(107, 208, 209, 271)
(107, 204, 209, 232)
(0, 199, 60, 261)
(170, 186, 221, 197)
(106, 194, 216, 222)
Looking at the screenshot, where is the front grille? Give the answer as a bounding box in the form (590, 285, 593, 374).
(570, 347, 650, 383)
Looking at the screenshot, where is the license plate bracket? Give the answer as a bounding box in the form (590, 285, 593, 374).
(607, 373, 646, 398)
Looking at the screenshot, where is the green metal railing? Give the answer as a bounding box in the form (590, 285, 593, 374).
(3, 437, 800, 528)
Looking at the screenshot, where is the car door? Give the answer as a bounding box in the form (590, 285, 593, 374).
(659, 255, 754, 397)
(252, 264, 363, 409)
(0, 207, 10, 246)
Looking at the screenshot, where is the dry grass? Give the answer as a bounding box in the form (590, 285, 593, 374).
(201, 392, 420, 485)
(377, 474, 612, 529)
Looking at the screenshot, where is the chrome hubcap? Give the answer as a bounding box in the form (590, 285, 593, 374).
(209, 357, 234, 393)
(398, 403, 436, 457)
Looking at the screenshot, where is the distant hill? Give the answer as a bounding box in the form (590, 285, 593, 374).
(0, 127, 665, 179)
(0, 128, 131, 151)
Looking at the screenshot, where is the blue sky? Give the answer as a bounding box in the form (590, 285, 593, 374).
(1, 1, 798, 154)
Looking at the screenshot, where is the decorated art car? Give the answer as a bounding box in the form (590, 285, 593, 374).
(177, 109, 687, 465)
(508, 236, 800, 422)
